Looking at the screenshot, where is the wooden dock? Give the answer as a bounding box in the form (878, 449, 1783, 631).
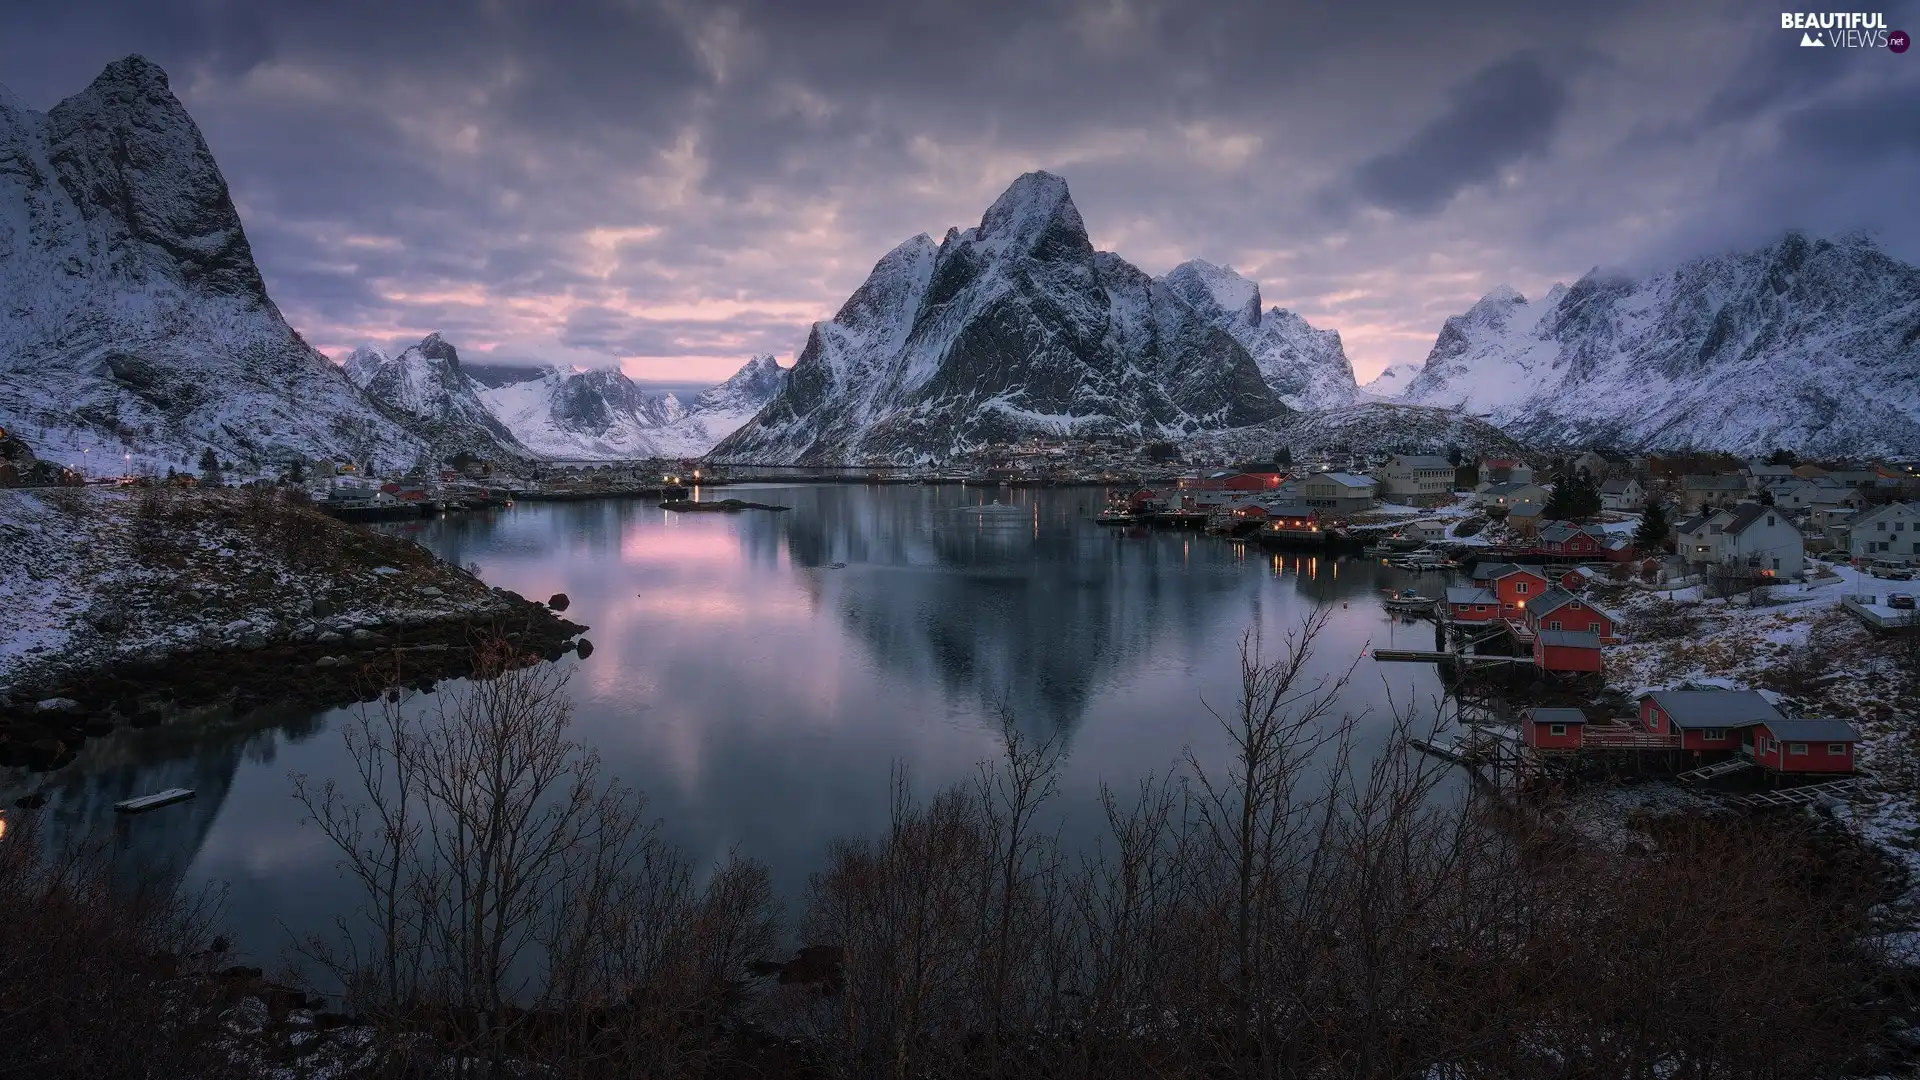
(1722, 775, 1868, 809)
(1373, 648, 1531, 666)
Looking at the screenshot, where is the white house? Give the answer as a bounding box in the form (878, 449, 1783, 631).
(1598, 476, 1644, 511)
(1743, 461, 1796, 492)
(1296, 471, 1378, 514)
(1477, 457, 1533, 486)
(1475, 481, 1550, 510)
(1380, 455, 1456, 507)
(1678, 501, 1805, 578)
(1848, 502, 1920, 563)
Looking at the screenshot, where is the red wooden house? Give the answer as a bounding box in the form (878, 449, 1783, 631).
(1742, 718, 1860, 774)
(1536, 521, 1610, 557)
(1524, 588, 1619, 643)
(1522, 707, 1587, 750)
(1445, 586, 1500, 622)
(1636, 691, 1861, 774)
(1532, 630, 1603, 673)
(1638, 690, 1780, 749)
(1470, 563, 1550, 620)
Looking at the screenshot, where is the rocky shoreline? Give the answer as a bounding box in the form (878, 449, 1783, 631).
(0, 487, 593, 774)
(0, 591, 587, 773)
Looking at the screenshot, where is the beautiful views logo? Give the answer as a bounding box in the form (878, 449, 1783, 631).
(1780, 11, 1907, 48)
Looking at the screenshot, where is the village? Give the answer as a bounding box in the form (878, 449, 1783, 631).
(1088, 448, 1920, 852)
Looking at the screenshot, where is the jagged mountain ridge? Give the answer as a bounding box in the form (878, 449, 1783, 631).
(711, 173, 1290, 465)
(1393, 234, 1920, 455)
(480, 354, 786, 459)
(0, 56, 430, 472)
(1160, 260, 1360, 411)
(342, 333, 529, 462)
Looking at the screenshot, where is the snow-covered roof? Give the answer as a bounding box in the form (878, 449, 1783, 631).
(1389, 454, 1453, 470)
(1307, 472, 1375, 489)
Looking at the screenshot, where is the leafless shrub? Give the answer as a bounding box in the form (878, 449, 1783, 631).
(0, 814, 238, 1080)
(292, 641, 777, 1076)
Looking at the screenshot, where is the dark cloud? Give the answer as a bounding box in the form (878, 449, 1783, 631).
(1348, 52, 1568, 215)
(0, 0, 1914, 381)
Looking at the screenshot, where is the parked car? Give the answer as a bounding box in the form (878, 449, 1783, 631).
(1868, 559, 1916, 580)
(1891, 593, 1917, 610)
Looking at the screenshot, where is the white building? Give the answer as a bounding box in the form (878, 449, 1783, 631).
(1677, 501, 1805, 579)
(1598, 476, 1644, 511)
(1296, 471, 1378, 514)
(1848, 502, 1920, 563)
(1380, 455, 1456, 507)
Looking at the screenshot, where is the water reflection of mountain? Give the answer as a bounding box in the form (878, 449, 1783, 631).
(1, 706, 322, 892)
(749, 487, 1265, 735)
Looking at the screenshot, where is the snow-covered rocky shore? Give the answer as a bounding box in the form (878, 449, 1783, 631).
(0, 486, 584, 769)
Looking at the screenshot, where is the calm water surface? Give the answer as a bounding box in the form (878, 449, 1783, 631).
(18, 484, 1456, 964)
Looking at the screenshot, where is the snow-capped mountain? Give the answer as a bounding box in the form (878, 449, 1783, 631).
(1160, 260, 1360, 411)
(1359, 363, 1422, 400)
(1189, 402, 1523, 461)
(1394, 234, 1920, 455)
(711, 172, 1287, 465)
(0, 56, 425, 473)
(342, 333, 528, 462)
(480, 354, 785, 459)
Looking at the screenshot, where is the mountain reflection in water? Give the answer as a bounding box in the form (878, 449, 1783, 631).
(2, 485, 1453, 965)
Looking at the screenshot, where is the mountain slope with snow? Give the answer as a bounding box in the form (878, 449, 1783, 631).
(342, 333, 529, 462)
(480, 354, 785, 459)
(1359, 363, 1422, 401)
(711, 173, 1288, 465)
(1396, 235, 1920, 455)
(0, 56, 426, 473)
(1161, 260, 1360, 411)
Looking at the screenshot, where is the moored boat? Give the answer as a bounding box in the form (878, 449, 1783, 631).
(1381, 588, 1437, 614)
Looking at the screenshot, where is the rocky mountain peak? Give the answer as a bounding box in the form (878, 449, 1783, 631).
(976, 170, 1084, 253)
(413, 332, 461, 370)
(42, 54, 265, 300)
(1163, 260, 1263, 331)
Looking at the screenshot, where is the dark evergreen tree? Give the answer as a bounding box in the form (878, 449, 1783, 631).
(1634, 499, 1671, 552)
(1275, 446, 1293, 467)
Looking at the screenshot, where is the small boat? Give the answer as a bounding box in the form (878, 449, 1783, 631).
(1382, 588, 1437, 614)
(114, 788, 196, 814)
(1391, 548, 1454, 570)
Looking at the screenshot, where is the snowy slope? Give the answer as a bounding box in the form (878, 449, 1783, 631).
(1359, 363, 1422, 401)
(341, 333, 529, 462)
(1161, 260, 1360, 411)
(0, 56, 425, 474)
(480, 354, 784, 459)
(712, 173, 1288, 465)
(1397, 234, 1920, 455)
(1188, 402, 1523, 461)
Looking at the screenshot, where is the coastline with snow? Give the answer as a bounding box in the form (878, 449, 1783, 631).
(0, 486, 585, 771)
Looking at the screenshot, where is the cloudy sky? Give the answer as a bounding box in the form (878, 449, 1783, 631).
(3, 0, 1916, 385)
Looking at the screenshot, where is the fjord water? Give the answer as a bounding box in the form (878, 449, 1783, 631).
(32, 485, 1451, 962)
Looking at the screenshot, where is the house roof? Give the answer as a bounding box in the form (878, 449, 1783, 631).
(1719, 502, 1771, 536)
(1763, 718, 1862, 742)
(1446, 586, 1498, 605)
(1480, 481, 1540, 496)
(1853, 501, 1920, 529)
(1599, 477, 1637, 494)
(1643, 690, 1784, 730)
(1683, 474, 1747, 491)
(1508, 504, 1544, 518)
(1675, 514, 1709, 534)
(1262, 501, 1319, 517)
(1309, 472, 1376, 489)
(1535, 629, 1602, 648)
(1529, 707, 1588, 725)
(1528, 587, 1580, 616)
(1472, 562, 1546, 582)
(1390, 454, 1454, 470)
